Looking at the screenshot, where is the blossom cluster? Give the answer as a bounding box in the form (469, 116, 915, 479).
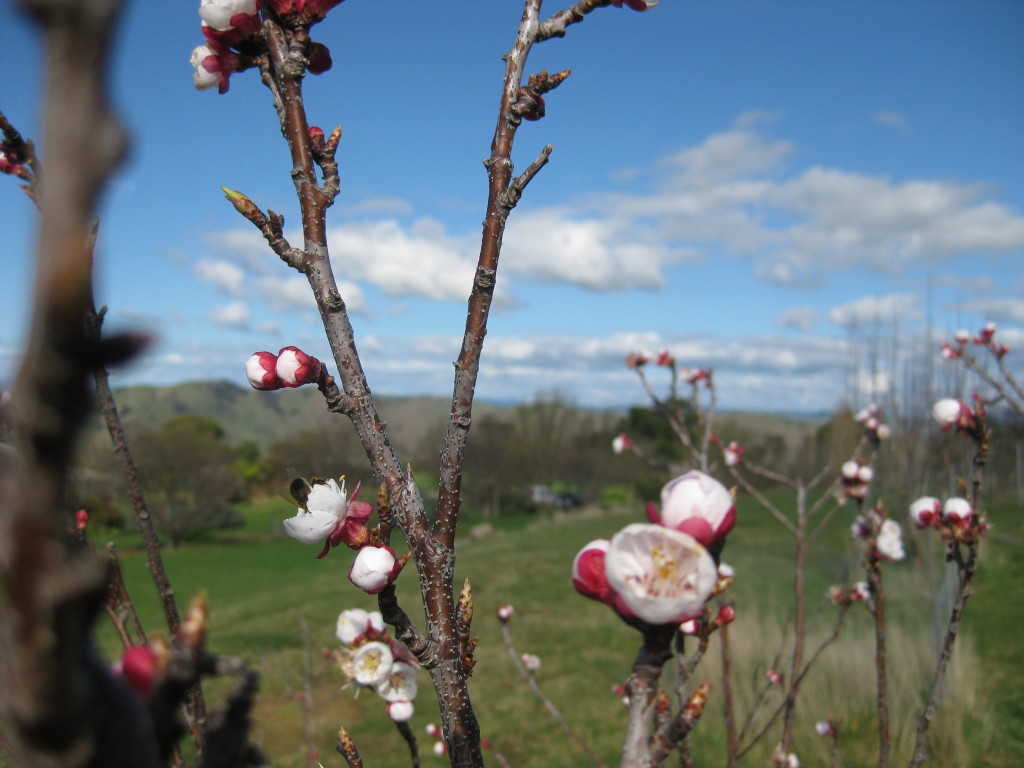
(190, 0, 343, 93)
(931, 397, 981, 435)
(0, 142, 28, 179)
(246, 347, 322, 390)
(333, 609, 417, 722)
(828, 581, 871, 606)
(839, 460, 873, 501)
(624, 348, 709, 385)
(942, 321, 1009, 361)
(572, 471, 734, 626)
(909, 496, 986, 543)
(851, 508, 905, 561)
(854, 403, 891, 442)
(281, 476, 405, 592)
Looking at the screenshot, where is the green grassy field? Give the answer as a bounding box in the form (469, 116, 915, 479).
(43, 491, 1024, 767)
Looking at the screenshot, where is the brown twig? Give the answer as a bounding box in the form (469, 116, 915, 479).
(500, 619, 610, 767)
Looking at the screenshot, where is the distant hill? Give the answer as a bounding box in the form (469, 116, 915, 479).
(82, 380, 514, 457)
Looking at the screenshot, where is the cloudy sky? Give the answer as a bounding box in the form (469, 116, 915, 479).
(2, 0, 1022, 412)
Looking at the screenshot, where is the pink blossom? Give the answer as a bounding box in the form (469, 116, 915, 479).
(0, 144, 26, 177)
(611, 0, 660, 9)
(723, 441, 743, 467)
(349, 545, 401, 594)
(655, 349, 674, 367)
(245, 351, 282, 390)
(650, 470, 735, 547)
(877, 519, 905, 561)
(572, 539, 613, 603)
(954, 329, 970, 345)
(975, 321, 996, 344)
(932, 398, 975, 432)
(336, 608, 385, 645)
(766, 669, 782, 686)
(840, 461, 860, 481)
(604, 524, 717, 625)
(116, 645, 157, 700)
(909, 496, 941, 529)
(815, 720, 835, 737)
(941, 342, 960, 360)
(497, 604, 514, 622)
(625, 351, 650, 369)
(612, 433, 633, 454)
(680, 367, 708, 385)
(75, 509, 89, 532)
(199, 0, 257, 31)
(942, 497, 974, 524)
(433, 742, 447, 757)
(276, 346, 322, 387)
(425, 723, 440, 738)
(851, 581, 871, 601)
(714, 604, 736, 627)
(190, 43, 239, 94)
(520, 653, 542, 672)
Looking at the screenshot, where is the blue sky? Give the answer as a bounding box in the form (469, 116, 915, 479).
(2, 0, 1023, 413)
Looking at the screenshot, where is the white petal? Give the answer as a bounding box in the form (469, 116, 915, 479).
(283, 507, 339, 544)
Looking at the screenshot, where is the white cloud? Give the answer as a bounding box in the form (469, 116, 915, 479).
(503, 209, 676, 291)
(209, 301, 251, 330)
(327, 218, 494, 303)
(873, 111, 912, 134)
(194, 259, 246, 297)
(776, 306, 818, 331)
(827, 293, 920, 328)
(958, 298, 1024, 324)
(255, 275, 317, 312)
(662, 114, 792, 187)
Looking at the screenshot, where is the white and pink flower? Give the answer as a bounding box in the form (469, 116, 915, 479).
(245, 350, 282, 390)
(349, 545, 402, 594)
(604, 524, 717, 625)
(612, 433, 634, 454)
(520, 654, 542, 673)
(909, 496, 941, 529)
(932, 398, 975, 432)
(723, 441, 744, 467)
(648, 470, 735, 547)
(336, 608, 385, 646)
(572, 539, 613, 603)
(276, 345, 321, 387)
(876, 519, 905, 561)
(942, 497, 974, 524)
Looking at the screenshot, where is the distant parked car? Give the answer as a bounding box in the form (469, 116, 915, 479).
(553, 491, 583, 510)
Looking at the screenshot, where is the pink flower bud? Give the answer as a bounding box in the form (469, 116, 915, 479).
(931, 398, 975, 432)
(520, 653, 542, 672)
(678, 619, 699, 635)
(307, 42, 333, 75)
(497, 604, 514, 622)
(572, 539, 613, 603)
(75, 509, 89, 531)
(856, 466, 873, 485)
(766, 669, 783, 686)
(246, 351, 282, 390)
(612, 0, 660, 9)
(425, 724, 440, 738)
(714, 604, 736, 627)
(954, 329, 970, 345)
(386, 700, 415, 722)
(655, 349, 674, 367)
(909, 497, 941, 528)
(653, 470, 735, 547)
(723, 441, 743, 467)
(276, 346, 322, 387)
(612, 433, 633, 454)
(680, 367, 708, 385)
(433, 742, 448, 756)
(840, 461, 860, 481)
(626, 351, 650, 369)
(976, 321, 996, 344)
(942, 497, 974, 524)
(117, 645, 157, 700)
(815, 720, 835, 737)
(349, 546, 402, 594)
(852, 581, 871, 602)
(941, 342, 960, 360)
